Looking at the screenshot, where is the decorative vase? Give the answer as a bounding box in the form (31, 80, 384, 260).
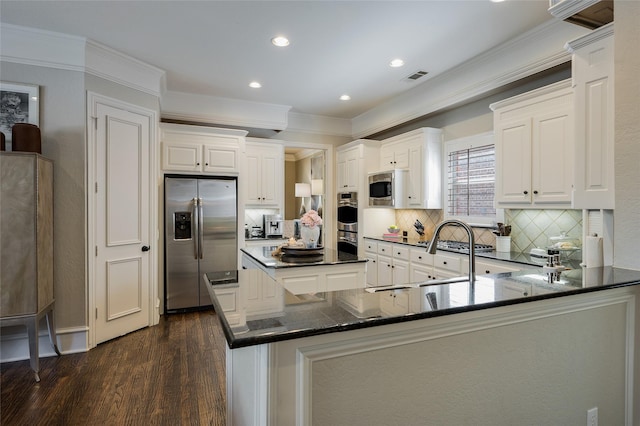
(300, 225, 320, 248)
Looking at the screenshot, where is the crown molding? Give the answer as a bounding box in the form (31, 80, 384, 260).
(351, 19, 589, 139)
(0, 23, 85, 71)
(489, 78, 572, 111)
(85, 40, 165, 97)
(161, 90, 291, 131)
(547, 0, 601, 20)
(565, 22, 614, 53)
(0, 24, 164, 97)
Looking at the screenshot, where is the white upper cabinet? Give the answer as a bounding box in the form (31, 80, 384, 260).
(336, 146, 360, 192)
(335, 140, 381, 194)
(567, 23, 615, 209)
(491, 80, 574, 208)
(379, 128, 443, 209)
(245, 141, 283, 207)
(161, 123, 246, 174)
(380, 144, 409, 169)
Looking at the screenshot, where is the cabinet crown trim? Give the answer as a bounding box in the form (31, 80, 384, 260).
(565, 22, 614, 53)
(490, 79, 572, 111)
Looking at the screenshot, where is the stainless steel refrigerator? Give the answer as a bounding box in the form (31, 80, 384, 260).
(164, 176, 238, 312)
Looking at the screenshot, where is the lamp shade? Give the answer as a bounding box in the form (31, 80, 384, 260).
(295, 183, 311, 198)
(311, 179, 324, 195)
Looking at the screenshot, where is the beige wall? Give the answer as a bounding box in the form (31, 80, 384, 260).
(0, 62, 160, 331)
(614, 0, 640, 270)
(311, 299, 629, 425)
(613, 3, 640, 426)
(0, 62, 86, 328)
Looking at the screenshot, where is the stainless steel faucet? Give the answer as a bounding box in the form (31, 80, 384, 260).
(427, 219, 476, 284)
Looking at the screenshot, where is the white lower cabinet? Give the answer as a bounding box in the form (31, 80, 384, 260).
(214, 286, 244, 328)
(464, 259, 522, 276)
(246, 273, 284, 317)
(499, 281, 532, 299)
(432, 253, 462, 280)
(379, 289, 410, 316)
(375, 242, 410, 287)
(365, 252, 378, 286)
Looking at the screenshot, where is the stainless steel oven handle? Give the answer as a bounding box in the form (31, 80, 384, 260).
(338, 236, 357, 244)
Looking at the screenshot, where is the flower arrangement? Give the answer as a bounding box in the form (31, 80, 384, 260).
(300, 209, 323, 228)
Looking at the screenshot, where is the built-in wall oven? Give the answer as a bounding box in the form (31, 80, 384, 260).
(337, 192, 358, 257)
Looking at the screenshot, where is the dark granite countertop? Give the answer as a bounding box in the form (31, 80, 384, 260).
(205, 266, 640, 349)
(241, 246, 367, 269)
(363, 235, 583, 269)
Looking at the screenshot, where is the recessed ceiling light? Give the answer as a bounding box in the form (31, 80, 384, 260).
(271, 36, 290, 47)
(249, 81, 262, 89)
(390, 59, 405, 68)
(340, 94, 351, 101)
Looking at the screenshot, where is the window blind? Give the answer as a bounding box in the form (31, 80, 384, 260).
(447, 144, 495, 217)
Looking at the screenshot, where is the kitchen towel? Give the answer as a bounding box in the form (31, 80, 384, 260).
(584, 235, 604, 267)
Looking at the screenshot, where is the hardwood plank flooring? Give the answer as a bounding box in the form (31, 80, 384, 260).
(1, 310, 227, 426)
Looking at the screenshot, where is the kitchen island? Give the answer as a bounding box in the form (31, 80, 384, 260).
(205, 266, 640, 425)
(240, 245, 368, 294)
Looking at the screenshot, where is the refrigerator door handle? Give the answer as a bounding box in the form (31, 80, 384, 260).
(198, 197, 204, 259)
(192, 197, 199, 259)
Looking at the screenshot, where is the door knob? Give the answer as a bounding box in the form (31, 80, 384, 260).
(142, 245, 150, 252)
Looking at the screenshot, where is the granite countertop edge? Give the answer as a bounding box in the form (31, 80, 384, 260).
(208, 269, 640, 349)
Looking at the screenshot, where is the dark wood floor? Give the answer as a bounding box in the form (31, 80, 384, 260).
(1, 310, 227, 426)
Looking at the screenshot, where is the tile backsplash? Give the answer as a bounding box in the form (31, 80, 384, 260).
(245, 208, 279, 229)
(393, 208, 583, 253)
(505, 209, 582, 253)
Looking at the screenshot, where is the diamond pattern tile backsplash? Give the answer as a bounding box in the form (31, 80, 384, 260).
(505, 209, 582, 253)
(393, 209, 582, 253)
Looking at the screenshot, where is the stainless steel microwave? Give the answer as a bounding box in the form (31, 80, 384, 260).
(368, 169, 407, 208)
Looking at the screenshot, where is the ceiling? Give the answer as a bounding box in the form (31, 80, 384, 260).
(0, 1, 555, 120)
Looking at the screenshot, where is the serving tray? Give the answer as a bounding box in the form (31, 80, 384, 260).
(280, 246, 324, 257)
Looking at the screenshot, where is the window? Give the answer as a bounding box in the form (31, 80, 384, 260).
(444, 132, 498, 226)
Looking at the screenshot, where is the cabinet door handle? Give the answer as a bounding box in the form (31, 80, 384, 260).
(443, 261, 447, 265)
(533, 190, 538, 195)
(418, 256, 422, 259)
(523, 190, 528, 195)
(196, 162, 200, 166)
(141, 245, 150, 252)
(205, 162, 209, 166)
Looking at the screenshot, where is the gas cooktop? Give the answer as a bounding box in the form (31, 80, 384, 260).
(415, 240, 494, 253)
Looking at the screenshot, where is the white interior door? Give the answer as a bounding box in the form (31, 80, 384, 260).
(94, 101, 151, 344)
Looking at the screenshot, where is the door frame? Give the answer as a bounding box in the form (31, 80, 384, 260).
(86, 91, 159, 348)
(282, 141, 334, 252)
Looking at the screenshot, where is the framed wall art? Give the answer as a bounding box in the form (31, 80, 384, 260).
(0, 81, 40, 144)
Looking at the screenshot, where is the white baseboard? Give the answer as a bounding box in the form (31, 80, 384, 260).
(0, 326, 89, 363)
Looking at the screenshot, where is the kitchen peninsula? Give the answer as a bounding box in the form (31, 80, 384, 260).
(206, 266, 640, 425)
(240, 245, 367, 294)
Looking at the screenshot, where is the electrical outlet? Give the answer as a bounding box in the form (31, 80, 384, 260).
(587, 407, 598, 426)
